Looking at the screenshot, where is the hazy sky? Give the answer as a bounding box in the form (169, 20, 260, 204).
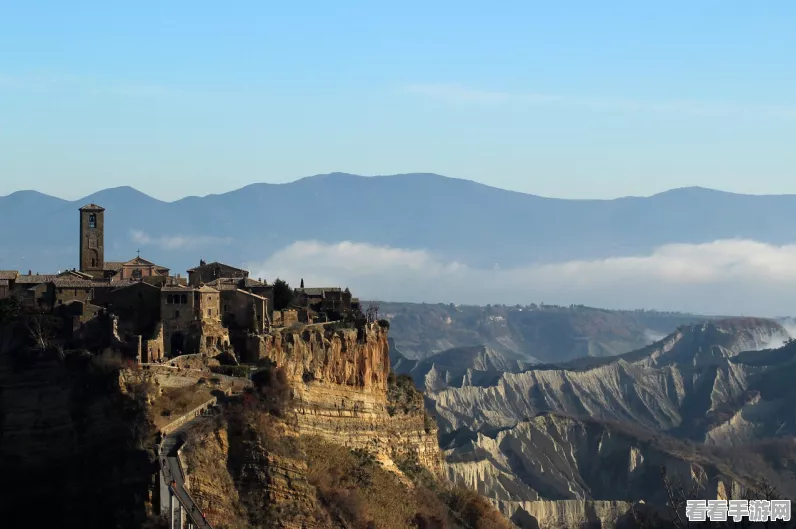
(2, 1, 796, 201)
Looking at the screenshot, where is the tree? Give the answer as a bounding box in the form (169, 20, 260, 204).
(0, 297, 20, 325)
(272, 278, 293, 311)
(26, 313, 58, 351)
(366, 301, 380, 323)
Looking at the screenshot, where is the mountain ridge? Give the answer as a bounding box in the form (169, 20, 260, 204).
(6, 172, 796, 202)
(5, 172, 796, 279)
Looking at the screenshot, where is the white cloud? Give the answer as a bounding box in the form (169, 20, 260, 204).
(130, 230, 232, 250)
(250, 239, 796, 317)
(404, 83, 796, 120)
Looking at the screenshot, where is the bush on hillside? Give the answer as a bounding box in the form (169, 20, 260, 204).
(251, 363, 292, 416)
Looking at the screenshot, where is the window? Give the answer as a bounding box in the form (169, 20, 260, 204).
(74, 289, 78, 296)
(167, 295, 173, 304)
(207, 309, 211, 317)
(132, 268, 142, 280)
(89, 214, 96, 228)
(181, 294, 187, 304)
(175, 310, 180, 318)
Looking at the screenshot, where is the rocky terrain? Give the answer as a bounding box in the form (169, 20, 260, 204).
(419, 317, 796, 527)
(176, 322, 511, 528)
(382, 302, 711, 362)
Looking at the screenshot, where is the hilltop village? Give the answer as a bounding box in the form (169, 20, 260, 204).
(0, 203, 362, 363)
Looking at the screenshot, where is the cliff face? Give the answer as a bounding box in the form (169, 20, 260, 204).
(179, 322, 510, 528)
(0, 345, 156, 529)
(252, 322, 442, 474)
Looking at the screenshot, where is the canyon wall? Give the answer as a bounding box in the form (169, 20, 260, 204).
(252, 322, 443, 474)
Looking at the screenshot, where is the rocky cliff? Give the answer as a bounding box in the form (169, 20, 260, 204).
(0, 341, 157, 529)
(250, 322, 443, 474)
(175, 321, 510, 528)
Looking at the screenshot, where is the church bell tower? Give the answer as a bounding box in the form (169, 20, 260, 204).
(79, 204, 105, 277)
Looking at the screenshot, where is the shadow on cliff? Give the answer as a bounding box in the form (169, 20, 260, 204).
(0, 327, 157, 529)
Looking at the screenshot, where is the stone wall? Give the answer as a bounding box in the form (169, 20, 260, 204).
(144, 322, 165, 363)
(160, 396, 219, 436)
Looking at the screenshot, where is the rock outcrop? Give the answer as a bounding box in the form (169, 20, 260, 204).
(251, 322, 443, 474)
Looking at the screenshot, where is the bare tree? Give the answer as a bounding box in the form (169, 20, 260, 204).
(26, 314, 56, 351)
(659, 464, 706, 529)
(366, 301, 380, 323)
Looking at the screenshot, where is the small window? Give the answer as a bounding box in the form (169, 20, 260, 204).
(175, 310, 180, 318)
(88, 214, 96, 228)
(181, 294, 187, 304)
(207, 309, 211, 317)
(132, 268, 142, 279)
(74, 289, 78, 296)
(167, 295, 173, 304)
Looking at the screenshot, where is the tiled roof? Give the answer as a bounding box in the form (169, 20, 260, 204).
(161, 285, 195, 292)
(212, 283, 238, 291)
(187, 261, 246, 273)
(241, 277, 267, 287)
(57, 270, 94, 279)
(0, 270, 18, 280)
(79, 203, 105, 211)
(198, 285, 219, 293)
(104, 262, 125, 272)
(297, 287, 342, 296)
(15, 274, 57, 284)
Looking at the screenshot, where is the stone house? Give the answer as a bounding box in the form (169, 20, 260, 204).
(160, 285, 228, 355)
(0, 270, 16, 299)
(220, 288, 269, 334)
(187, 260, 248, 286)
(207, 277, 274, 322)
(295, 287, 354, 316)
(106, 281, 162, 338)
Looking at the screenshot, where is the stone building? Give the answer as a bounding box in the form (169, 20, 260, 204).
(187, 260, 248, 286)
(0, 270, 16, 299)
(160, 285, 228, 355)
(106, 282, 162, 338)
(105, 256, 170, 281)
(207, 277, 274, 322)
(219, 288, 269, 334)
(78, 204, 106, 278)
(295, 287, 354, 316)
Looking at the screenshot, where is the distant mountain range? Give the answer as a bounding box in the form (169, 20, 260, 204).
(3, 173, 796, 277)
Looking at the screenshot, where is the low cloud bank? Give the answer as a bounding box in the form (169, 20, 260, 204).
(249, 239, 796, 317)
(131, 230, 232, 250)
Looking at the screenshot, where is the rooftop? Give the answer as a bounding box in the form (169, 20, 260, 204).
(0, 270, 18, 280)
(187, 261, 247, 273)
(15, 274, 58, 284)
(79, 203, 105, 211)
(104, 262, 125, 272)
(297, 287, 342, 296)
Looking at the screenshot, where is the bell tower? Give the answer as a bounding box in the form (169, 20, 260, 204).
(79, 203, 105, 277)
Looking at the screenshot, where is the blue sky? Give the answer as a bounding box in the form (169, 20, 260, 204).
(2, 1, 795, 201)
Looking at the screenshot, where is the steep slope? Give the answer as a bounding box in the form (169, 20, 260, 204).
(384, 302, 710, 362)
(428, 318, 792, 441)
(177, 321, 512, 528)
(6, 173, 796, 275)
(445, 413, 796, 528)
(391, 344, 532, 392)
